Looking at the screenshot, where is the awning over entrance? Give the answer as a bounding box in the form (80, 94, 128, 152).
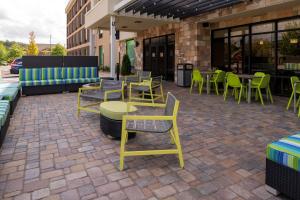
(116, 0, 244, 20)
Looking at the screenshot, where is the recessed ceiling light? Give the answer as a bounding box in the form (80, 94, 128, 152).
(122, 26, 128, 28)
(134, 20, 142, 24)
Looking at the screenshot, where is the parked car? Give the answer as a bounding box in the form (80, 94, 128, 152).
(10, 58, 22, 74)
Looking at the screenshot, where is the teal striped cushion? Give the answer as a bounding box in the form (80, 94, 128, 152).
(20, 79, 65, 86)
(0, 100, 10, 126)
(0, 87, 18, 101)
(65, 78, 99, 84)
(267, 133, 300, 172)
(62, 67, 80, 79)
(41, 68, 62, 80)
(19, 68, 41, 81)
(79, 67, 98, 78)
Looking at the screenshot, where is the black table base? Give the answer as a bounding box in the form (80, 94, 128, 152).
(100, 114, 136, 140)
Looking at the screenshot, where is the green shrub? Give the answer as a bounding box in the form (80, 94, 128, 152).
(121, 54, 131, 75)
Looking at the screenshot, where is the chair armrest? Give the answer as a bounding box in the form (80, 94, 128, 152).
(79, 86, 101, 92)
(127, 102, 166, 108)
(104, 89, 123, 101)
(123, 115, 173, 121)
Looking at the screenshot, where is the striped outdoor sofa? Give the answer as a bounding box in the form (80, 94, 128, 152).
(0, 83, 20, 114)
(266, 133, 300, 200)
(0, 100, 10, 147)
(20, 67, 100, 95)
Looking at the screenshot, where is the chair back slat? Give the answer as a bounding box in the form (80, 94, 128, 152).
(164, 92, 178, 117)
(101, 80, 123, 90)
(227, 73, 241, 87)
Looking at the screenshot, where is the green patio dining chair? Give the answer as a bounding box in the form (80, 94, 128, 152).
(190, 69, 204, 94)
(250, 74, 273, 105)
(251, 72, 265, 86)
(210, 70, 225, 95)
(287, 76, 300, 110)
(224, 73, 247, 104)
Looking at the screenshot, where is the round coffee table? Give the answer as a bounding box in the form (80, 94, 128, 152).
(99, 101, 137, 140)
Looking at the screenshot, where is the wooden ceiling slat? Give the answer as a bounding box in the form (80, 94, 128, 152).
(122, 0, 244, 19)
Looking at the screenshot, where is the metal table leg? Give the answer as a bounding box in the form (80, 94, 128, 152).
(248, 79, 251, 104)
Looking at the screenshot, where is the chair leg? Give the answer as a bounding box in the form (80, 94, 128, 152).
(215, 82, 219, 95)
(238, 86, 243, 104)
(199, 81, 203, 95)
(286, 91, 294, 110)
(224, 85, 228, 101)
(268, 87, 273, 104)
(119, 122, 127, 171)
(149, 87, 154, 104)
(298, 106, 300, 118)
(77, 92, 81, 117)
(172, 122, 184, 168)
(160, 84, 165, 103)
(129, 85, 132, 102)
(190, 80, 194, 94)
(258, 88, 264, 105)
(169, 130, 175, 144)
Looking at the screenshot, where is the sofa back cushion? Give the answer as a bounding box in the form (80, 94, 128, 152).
(62, 67, 98, 79)
(19, 68, 42, 81)
(41, 68, 62, 80)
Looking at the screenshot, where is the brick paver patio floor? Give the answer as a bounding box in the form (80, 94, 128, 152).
(0, 82, 298, 200)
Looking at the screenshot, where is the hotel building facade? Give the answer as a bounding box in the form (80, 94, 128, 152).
(66, 0, 300, 95)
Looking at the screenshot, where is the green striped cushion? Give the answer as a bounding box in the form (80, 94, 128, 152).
(19, 68, 41, 81)
(41, 68, 62, 80)
(62, 67, 80, 79)
(267, 133, 300, 172)
(79, 67, 98, 78)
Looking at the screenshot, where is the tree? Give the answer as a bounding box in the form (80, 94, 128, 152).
(121, 54, 131, 75)
(0, 43, 8, 64)
(51, 44, 67, 56)
(7, 44, 25, 62)
(27, 32, 39, 55)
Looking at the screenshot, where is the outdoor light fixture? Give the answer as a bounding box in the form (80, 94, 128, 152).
(290, 38, 298, 44)
(134, 20, 142, 24)
(259, 40, 264, 45)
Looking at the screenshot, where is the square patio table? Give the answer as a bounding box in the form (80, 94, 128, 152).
(201, 71, 217, 94)
(237, 74, 264, 104)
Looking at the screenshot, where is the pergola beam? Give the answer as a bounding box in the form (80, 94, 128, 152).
(121, 0, 244, 19)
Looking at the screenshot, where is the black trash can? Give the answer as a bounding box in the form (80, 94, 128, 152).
(177, 63, 193, 87)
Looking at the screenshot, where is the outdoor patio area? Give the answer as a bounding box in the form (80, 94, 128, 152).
(0, 81, 297, 200)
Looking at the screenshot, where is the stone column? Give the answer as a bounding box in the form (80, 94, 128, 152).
(110, 15, 116, 78)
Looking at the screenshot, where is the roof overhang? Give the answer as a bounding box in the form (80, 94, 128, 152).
(85, 0, 180, 31)
(117, 0, 245, 20)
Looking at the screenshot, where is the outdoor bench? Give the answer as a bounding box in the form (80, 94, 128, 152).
(0, 83, 20, 114)
(0, 100, 10, 147)
(266, 133, 300, 200)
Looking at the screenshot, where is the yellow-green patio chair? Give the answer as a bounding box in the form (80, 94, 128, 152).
(119, 92, 184, 170)
(224, 73, 247, 104)
(287, 76, 300, 110)
(251, 72, 265, 87)
(77, 80, 124, 116)
(190, 69, 204, 94)
(250, 74, 273, 105)
(210, 70, 225, 95)
(129, 76, 164, 103)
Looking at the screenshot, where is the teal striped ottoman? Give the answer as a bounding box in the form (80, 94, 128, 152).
(266, 133, 300, 200)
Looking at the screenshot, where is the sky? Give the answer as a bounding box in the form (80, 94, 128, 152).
(0, 0, 69, 45)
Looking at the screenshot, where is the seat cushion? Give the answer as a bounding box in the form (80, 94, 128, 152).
(0, 100, 10, 126)
(126, 120, 173, 133)
(0, 87, 18, 101)
(19, 68, 42, 81)
(65, 78, 99, 84)
(100, 101, 137, 120)
(41, 68, 62, 80)
(267, 133, 300, 172)
(20, 79, 65, 86)
(0, 82, 21, 89)
(62, 67, 98, 79)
